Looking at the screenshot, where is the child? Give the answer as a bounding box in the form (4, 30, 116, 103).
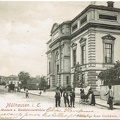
(26, 89, 29, 98)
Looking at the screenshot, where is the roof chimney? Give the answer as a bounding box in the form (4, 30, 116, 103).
(107, 1, 114, 8)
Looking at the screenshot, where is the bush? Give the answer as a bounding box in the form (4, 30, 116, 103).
(0, 81, 6, 85)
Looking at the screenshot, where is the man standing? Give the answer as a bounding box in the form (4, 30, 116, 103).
(55, 87, 61, 107)
(59, 86, 63, 97)
(70, 88, 75, 107)
(104, 85, 114, 110)
(63, 89, 70, 107)
(26, 88, 29, 98)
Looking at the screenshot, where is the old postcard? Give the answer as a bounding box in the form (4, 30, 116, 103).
(0, 0, 120, 119)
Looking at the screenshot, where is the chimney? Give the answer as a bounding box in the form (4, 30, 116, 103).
(107, 1, 114, 8)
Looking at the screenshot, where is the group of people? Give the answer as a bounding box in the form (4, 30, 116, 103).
(80, 87, 96, 106)
(55, 87, 75, 107)
(55, 85, 114, 110)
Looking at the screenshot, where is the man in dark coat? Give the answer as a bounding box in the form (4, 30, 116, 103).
(89, 91, 95, 106)
(70, 88, 75, 107)
(55, 87, 61, 107)
(59, 87, 63, 97)
(63, 89, 70, 107)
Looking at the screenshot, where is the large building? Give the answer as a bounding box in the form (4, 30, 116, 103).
(46, 1, 120, 90)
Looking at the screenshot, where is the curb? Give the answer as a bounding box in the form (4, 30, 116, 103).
(96, 103, 120, 110)
(95, 103, 108, 108)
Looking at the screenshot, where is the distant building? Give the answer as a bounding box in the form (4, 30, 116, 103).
(46, 1, 120, 90)
(5, 75, 21, 87)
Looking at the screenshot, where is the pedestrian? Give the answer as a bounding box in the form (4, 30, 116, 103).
(26, 89, 29, 98)
(104, 85, 114, 110)
(63, 89, 70, 107)
(80, 88, 85, 102)
(70, 88, 75, 107)
(39, 90, 42, 96)
(55, 87, 61, 107)
(44, 86, 46, 93)
(89, 91, 95, 106)
(59, 86, 63, 97)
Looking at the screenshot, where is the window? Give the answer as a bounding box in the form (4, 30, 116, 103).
(81, 45, 86, 64)
(99, 14, 117, 21)
(56, 52, 59, 60)
(66, 76, 69, 85)
(73, 49, 76, 66)
(104, 43, 112, 63)
(80, 15, 87, 25)
(102, 34, 115, 64)
(57, 64, 59, 73)
(49, 62, 51, 74)
(72, 23, 77, 32)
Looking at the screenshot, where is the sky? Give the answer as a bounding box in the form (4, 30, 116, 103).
(0, 1, 120, 77)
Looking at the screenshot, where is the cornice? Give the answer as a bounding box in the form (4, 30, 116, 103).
(70, 22, 120, 39)
(71, 5, 120, 24)
(49, 22, 120, 48)
(49, 36, 70, 48)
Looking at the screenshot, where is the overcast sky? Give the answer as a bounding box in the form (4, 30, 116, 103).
(0, 1, 120, 77)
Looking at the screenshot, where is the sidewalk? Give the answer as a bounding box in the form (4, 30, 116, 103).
(20, 89, 120, 109)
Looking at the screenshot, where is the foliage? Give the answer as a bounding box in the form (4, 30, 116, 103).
(98, 60, 120, 85)
(0, 81, 6, 85)
(73, 62, 82, 88)
(18, 71, 30, 87)
(38, 76, 48, 90)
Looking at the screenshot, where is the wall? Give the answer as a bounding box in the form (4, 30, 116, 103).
(100, 85, 120, 104)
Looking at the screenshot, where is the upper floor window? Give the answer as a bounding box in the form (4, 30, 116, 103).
(72, 23, 78, 32)
(81, 45, 86, 64)
(102, 34, 116, 64)
(49, 62, 51, 74)
(99, 14, 117, 21)
(104, 43, 112, 63)
(80, 15, 87, 25)
(57, 64, 59, 73)
(73, 49, 76, 67)
(79, 38, 86, 65)
(56, 51, 59, 60)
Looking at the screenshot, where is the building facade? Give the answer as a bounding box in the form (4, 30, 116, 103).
(46, 2, 120, 90)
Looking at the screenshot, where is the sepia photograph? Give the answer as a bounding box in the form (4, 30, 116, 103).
(0, 0, 120, 119)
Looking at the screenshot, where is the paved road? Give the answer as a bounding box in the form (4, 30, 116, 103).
(0, 85, 120, 119)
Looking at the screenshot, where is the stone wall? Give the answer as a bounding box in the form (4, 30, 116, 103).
(100, 85, 120, 104)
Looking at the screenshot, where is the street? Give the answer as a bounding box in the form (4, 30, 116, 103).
(0, 85, 120, 119)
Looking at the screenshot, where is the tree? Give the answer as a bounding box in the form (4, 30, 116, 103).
(38, 76, 48, 90)
(73, 62, 82, 88)
(18, 71, 31, 88)
(98, 60, 120, 85)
